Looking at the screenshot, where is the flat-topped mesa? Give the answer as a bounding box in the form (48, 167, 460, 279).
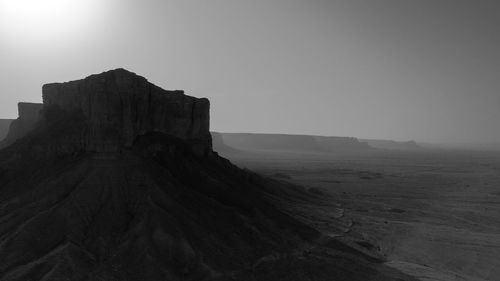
(42, 69, 212, 154)
(1, 102, 43, 147)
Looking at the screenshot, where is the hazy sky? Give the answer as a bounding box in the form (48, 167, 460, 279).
(0, 0, 498, 143)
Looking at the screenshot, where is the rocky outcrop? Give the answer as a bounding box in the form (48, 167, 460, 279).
(42, 69, 211, 154)
(0, 103, 42, 147)
(0, 119, 13, 141)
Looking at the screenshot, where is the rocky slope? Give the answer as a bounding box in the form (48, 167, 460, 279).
(0, 69, 417, 281)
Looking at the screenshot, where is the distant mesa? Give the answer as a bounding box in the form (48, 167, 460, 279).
(0, 119, 13, 142)
(314, 135, 372, 151)
(218, 133, 322, 152)
(212, 133, 422, 155)
(0, 102, 43, 148)
(210, 132, 240, 155)
(213, 132, 373, 154)
(360, 139, 421, 150)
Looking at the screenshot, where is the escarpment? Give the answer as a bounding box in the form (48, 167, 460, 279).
(41, 69, 211, 154)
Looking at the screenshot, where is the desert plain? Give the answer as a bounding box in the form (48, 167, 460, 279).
(220, 147, 500, 281)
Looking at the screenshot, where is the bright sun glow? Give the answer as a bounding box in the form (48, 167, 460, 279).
(0, 0, 101, 49)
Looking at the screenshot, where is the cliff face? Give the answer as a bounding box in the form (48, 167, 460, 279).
(0, 103, 43, 147)
(42, 69, 211, 154)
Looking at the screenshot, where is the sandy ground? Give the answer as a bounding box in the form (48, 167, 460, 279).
(223, 149, 500, 281)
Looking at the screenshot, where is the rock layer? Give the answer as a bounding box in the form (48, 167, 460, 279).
(42, 69, 211, 153)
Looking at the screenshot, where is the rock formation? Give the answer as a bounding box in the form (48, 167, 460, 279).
(0, 69, 417, 281)
(42, 69, 211, 154)
(0, 103, 43, 148)
(0, 119, 13, 142)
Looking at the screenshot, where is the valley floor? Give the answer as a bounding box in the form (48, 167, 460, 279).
(222, 149, 500, 281)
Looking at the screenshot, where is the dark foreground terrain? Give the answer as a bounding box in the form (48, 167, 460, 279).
(0, 69, 417, 281)
(221, 148, 500, 281)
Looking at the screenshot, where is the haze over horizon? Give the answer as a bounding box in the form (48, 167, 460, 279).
(0, 0, 499, 144)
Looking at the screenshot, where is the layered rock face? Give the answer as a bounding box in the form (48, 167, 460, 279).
(42, 69, 211, 154)
(0, 103, 42, 147)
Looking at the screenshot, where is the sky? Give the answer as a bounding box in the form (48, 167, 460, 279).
(0, 0, 499, 144)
